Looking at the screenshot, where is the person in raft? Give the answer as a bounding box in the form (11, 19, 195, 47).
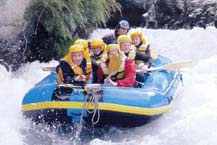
(102, 20, 130, 45)
(117, 35, 153, 87)
(73, 39, 92, 77)
(97, 44, 137, 87)
(130, 30, 158, 67)
(56, 44, 92, 86)
(89, 39, 107, 83)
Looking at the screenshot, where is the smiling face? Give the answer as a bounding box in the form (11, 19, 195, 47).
(120, 42, 131, 53)
(132, 35, 141, 46)
(92, 47, 102, 55)
(71, 52, 83, 65)
(108, 49, 119, 58)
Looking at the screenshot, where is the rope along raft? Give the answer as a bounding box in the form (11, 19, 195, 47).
(60, 83, 103, 138)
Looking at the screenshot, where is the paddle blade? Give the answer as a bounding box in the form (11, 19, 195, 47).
(108, 55, 121, 73)
(41, 66, 56, 73)
(163, 60, 192, 70)
(148, 60, 192, 71)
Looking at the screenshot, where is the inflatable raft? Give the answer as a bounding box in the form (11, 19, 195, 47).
(22, 56, 183, 127)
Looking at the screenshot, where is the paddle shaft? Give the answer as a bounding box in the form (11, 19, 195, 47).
(137, 60, 192, 72)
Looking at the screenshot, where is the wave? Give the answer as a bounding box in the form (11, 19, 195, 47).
(0, 27, 217, 145)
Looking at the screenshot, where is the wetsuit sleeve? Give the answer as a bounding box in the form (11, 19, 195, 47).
(102, 35, 109, 45)
(116, 59, 136, 87)
(145, 44, 151, 56)
(102, 33, 117, 45)
(135, 51, 150, 62)
(60, 61, 74, 84)
(90, 57, 98, 68)
(145, 45, 154, 66)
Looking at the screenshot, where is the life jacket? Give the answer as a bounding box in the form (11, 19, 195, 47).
(135, 43, 148, 65)
(125, 48, 136, 61)
(57, 54, 91, 84)
(83, 51, 92, 79)
(91, 51, 104, 64)
(136, 44, 147, 54)
(101, 52, 126, 81)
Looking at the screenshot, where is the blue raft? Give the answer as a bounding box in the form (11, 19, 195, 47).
(22, 56, 183, 127)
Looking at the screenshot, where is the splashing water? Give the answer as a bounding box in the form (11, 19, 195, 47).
(0, 27, 217, 145)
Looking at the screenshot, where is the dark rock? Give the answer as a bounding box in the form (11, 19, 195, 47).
(106, 0, 217, 29)
(1, 0, 217, 72)
(106, 0, 147, 28)
(214, 20, 217, 28)
(0, 37, 25, 71)
(22, 22, 56, 63)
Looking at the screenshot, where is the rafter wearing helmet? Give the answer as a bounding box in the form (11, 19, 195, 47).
(130, 30, 158, 64)
(56, 44, 91, 85)
(102, 20, 130, 45)
(97, 44, 137, 87)
(89, 39, 106, 83)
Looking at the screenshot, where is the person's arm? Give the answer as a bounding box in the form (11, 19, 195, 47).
(61, 61, 74, 84)
(145, 44, 151, 56)
(102, 33, 116, 45)
(135, 51, 152, 66)
(79, 58, 90, 81)
(135, 51, 150, 62)
(116, 59, 136, 87)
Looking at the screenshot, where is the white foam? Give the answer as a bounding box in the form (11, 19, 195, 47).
(1, 27, 217, 145)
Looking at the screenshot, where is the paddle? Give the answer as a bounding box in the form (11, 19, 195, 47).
(137, 60, 192, 72)
(41, 64, 78, 73)
(41, 66, 56, 73)
(106, 55, 121, 80)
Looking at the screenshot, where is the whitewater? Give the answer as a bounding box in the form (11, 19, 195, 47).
(0, 27, 217, 145)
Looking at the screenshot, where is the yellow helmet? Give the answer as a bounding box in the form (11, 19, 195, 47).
(117, 35, 132, 44)
(68, 44, 84, 53)
(74, 39, 88, 49)
(130, 30, 143, 38)
(106, 44, 120, 52)
(130, 30, 146, 44)
(90, 39, 105, 50)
